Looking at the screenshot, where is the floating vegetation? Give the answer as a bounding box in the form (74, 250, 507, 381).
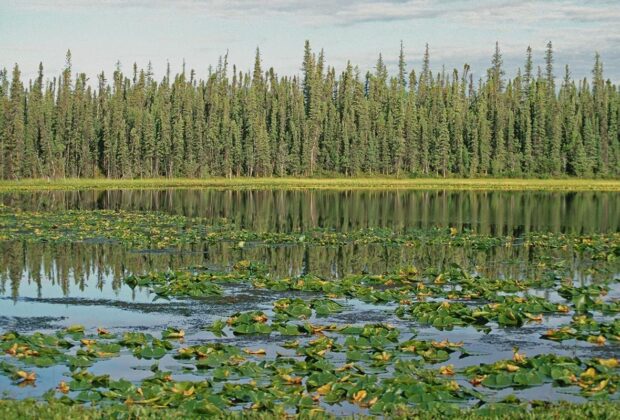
(0, 191, 619, 417)
(2, 207, 619, 257)
(463, 352, 619, 396)
(0, 324, 617, 415)
(3, 252, 619, 415)
(397, 296, 569, 330)
(112, 254, 620, 414)
(542, 316, 620, 344)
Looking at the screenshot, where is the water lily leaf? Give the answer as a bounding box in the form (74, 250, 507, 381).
(513, 370, 545, 387)
(482, 373, 514, 389)
(162, 327, 185, 339)
(75, 390, 102, 402)
(140, 346, 167, 359)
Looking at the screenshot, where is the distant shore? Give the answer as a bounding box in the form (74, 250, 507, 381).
(0, 177, 619, 192)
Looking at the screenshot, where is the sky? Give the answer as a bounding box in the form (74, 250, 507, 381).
(1, 0, 619, 85)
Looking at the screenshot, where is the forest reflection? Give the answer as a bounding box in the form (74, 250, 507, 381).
(0, 239, 601, 300)
(1, 189, 618, 234)
(0, 189, 617, 300)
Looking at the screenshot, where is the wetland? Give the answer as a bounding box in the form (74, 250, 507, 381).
(0, 187, 618, 417)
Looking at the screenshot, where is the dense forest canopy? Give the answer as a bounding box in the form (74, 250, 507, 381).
(0, 41, 618, 179)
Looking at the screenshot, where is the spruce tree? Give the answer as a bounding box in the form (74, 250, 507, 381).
(3, 64, 25, 179)
(0, 42, 617, 179)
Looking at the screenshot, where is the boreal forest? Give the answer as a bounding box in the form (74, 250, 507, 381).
(1, 41, 618, 179)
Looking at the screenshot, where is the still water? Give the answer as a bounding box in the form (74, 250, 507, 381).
(0, 189, 618, 406)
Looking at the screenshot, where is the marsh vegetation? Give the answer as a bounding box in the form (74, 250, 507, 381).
(0, 188, 618, 417)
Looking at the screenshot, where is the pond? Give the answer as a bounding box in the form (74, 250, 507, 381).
(0, 189, 618, 415)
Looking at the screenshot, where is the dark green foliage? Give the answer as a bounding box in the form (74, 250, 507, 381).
(0, 42, 618, 178)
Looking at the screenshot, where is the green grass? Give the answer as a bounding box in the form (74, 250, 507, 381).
(0, 177, 619, 192)
(0, 399, 618, 419)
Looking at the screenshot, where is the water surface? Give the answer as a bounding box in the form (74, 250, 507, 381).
(0, 189, 618, 407)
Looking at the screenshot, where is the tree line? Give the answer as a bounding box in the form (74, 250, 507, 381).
(0, 41, 618, 179)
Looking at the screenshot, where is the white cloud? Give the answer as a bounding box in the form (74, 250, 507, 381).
(4, 0, 620, 82)
(8, 0, 620, 26)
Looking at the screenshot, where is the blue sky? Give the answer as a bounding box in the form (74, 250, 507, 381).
(1, 0, 619, 84)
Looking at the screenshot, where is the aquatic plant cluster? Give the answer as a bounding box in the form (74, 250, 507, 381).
(1, 206, 619, 252)
(0, 204, 618, 416)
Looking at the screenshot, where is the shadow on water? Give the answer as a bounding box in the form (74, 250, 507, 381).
(0, 189, 618, 409)
(1, 189, 618, 233)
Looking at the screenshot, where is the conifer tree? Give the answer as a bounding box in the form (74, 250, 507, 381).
(0, 41, 617, 179)
(398, 41, 407, 88)
(3, 64, 25, 179)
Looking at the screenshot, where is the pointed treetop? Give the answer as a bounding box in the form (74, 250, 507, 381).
(65, 50, 72, 71)
(316, 48, 325, 76)
(490, 41, 504, 90)
(375, 53, 387, 81)
(524, 45, 533, 80)
(398, 41, 407, 88)
(592, 51, 603, 81)
(422, 43, 430, 80)
(545, 41, 554, 89)
(253, 47, 263, 85)
(563, 64, 571, 87)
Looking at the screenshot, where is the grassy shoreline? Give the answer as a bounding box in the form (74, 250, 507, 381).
(0, 399, 619, 419)
(0, 177, 619, 192)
